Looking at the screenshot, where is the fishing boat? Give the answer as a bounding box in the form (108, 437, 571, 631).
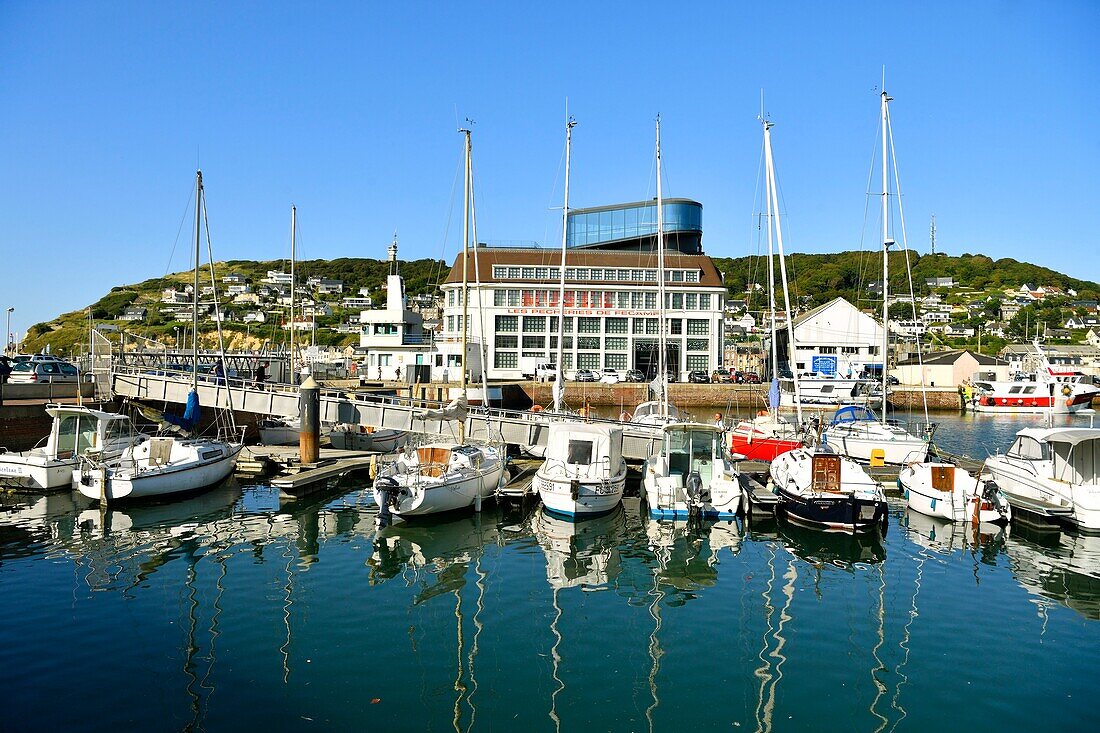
(643, 422, 742, 519)
(75, 171, 243, 502)
(983, 427, 1100, 532)
(328, 424, 407, 452)
(899, 461, 1011, 524)
(823, 405, 930, 465)
(0, 405, 146, 491)
(535, 422, 627, 517)
(969, 340, 1099, 414)
(372, 127, 503, 522)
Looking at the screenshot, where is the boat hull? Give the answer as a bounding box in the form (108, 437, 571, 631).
(824, 432, 928, 465)
(375, 460, 504, 519)
(76, 444, 242, 502)
(536, 472, 625, 518)
(984, 457, 1100, 531)
(729, 433, 800, 462)
(776, 484, 888, 533)
(0, 455, 76, 492)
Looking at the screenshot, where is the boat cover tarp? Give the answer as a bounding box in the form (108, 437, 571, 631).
(768, 378, 781, 410)
(162, 390, 201, 434)
(420, 394, 468, 422)
(831, 405, 877, 424)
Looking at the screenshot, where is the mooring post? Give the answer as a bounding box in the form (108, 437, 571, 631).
(299, 375, 320, 465)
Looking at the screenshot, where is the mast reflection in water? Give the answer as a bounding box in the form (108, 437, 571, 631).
(0, 478, 1098, 731)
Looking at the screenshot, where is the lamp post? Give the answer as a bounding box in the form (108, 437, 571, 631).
(5, 307, 12, 355)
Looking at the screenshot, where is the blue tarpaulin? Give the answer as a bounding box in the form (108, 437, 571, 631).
(163, 389, 201, 433)
(768, 378, 781, 410)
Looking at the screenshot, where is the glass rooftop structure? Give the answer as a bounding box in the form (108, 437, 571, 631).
(565, 198, 703, 253)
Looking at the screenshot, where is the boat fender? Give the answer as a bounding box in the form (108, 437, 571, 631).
(619, 411, 632, 422)
(1062, 385, 1072, 396)
(757, 410, 768, 417)
(1067, 398, 1073, 407)
(532, 404, 544, 413)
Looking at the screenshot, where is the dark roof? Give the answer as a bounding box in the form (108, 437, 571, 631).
(896, 349, 1007, 367)
(443, 248, 725, 288)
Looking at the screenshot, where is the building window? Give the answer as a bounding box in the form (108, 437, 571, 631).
(562, 336, 573, 349)
(606, 337, 627, 351)
(687, 355, 709, 371)
(645, 293, 657, 309)
(685, 270, 700, 283)
(522, 351, 545, 358)
(495, 352, 518, 368)
(687, 338, 708, 351)
(447, 315, 455, 332)
(631, 269, 644, 281)
(549, 267, 560, 280)
(670, 270, 684, 282)
(506, 266, 520, 278)
(496, 315, 518, 332)
(633, 318, 645, 334)
(578, 317, 600, 333)
(646, 318, 659, 335)
(686, 293, 698, 310)
(535, 267, 549, 279)
(631, 292, 644, 308)
(496, 334, 518, 349)
(562, 353, 574, 368)
(575, 268, 589, 280)
(578, 353, 600, 369)
(606, 353, 627, 369)
(699, 293, 711, 310)
(687, 319, 709, 335)
(448, 291, 456, 307)
(842, 346, 860, 354)
(606, 317, 627, 334)
(669, 319, 683, 335)
(522, 335, 546, 349)
(521, 267, 535, 279)
(819, 346, 837, 354)
(669, 293, 684, 310)
(523, 316, 546, 332)
(616, 291, 629, 308)
(492, 265, 507, 279)
(577, 336, 600, 350)
(645, 270, 657, 282)
(589, 269, 602, 281)
(494, 290, 507, 307)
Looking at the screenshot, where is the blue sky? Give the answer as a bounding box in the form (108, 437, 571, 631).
(2, 1, 1098, 334)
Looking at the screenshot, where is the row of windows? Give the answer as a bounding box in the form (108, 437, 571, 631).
(565, 202, 703, 247)
(493, 335, 710, 353)
(487, 289, 715, 311)
(490, 266, 701, 284)
(493, 351, 711, 371)
(493, 315, 710, 335)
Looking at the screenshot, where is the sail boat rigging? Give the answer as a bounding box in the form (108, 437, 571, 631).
(822, 89, 931, 465)
(76, 170, 243, 502)
(372, 128, 504, 522)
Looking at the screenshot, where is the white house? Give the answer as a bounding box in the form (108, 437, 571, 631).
(776, 297, 884, 378)
(894, 350, 1009, 387)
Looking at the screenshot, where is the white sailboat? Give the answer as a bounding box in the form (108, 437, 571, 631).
(759, 112, 888, 533)
(899, 461, 1011, 524)
(76, 171, 243, 502)
(372, 127, 503, 521)
(633, 116, 682, 427)
(822, 88, 930, 465)
(0, 405, 145, 491)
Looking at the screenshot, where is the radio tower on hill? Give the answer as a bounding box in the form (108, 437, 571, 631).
(930, 215, 937, 254)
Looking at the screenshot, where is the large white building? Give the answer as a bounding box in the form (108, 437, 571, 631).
(439, 246, 727, 380)
(776, 297, 885, 378)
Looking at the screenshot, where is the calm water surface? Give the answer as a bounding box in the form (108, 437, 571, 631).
(1, 412, 1098, 732)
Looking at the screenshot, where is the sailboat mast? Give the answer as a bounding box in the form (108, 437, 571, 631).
(290, 205, 297, 374)
(460, 127, 472, 443)
(763, 121, 802, 424)
(880, 90, 891, 425)
(764, 144, 779, 418)
(655, 116, 668, 419)
(553, 117, 575, 410)
(193, 170, 202, 391)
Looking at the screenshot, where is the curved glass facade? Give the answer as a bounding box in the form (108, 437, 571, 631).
(566, 200, 702, 249)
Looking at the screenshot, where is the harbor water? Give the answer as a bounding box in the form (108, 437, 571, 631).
(1, 412, 1099, 732)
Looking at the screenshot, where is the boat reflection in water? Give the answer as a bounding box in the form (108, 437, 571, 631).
(644, 515, 743, 600)
(901, 507, 1008, 562)
(776, 518, 886, 570)
(1006, 524, 1100, 620)
(531, 504, 626, 589)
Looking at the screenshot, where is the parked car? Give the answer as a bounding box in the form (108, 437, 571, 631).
(599, 368, 620, 384)
(8, 360, 80, 383)
(624, 369, 645, 382)
(714, 371, 734, 384)
(742, 372, 762, 384)
(574, 369, 598, 382)
(688, 370, 711, 384)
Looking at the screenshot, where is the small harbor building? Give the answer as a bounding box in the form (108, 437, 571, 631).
(775, 297, 885, 378)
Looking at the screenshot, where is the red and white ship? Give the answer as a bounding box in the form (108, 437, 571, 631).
(970, 342, 1098, 414)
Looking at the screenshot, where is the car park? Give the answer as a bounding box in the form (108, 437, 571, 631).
(8, 360, 80, 383)
(687, 370, 711, 384)
(574, 369, 598, 382)
(624, 369, 645, 382)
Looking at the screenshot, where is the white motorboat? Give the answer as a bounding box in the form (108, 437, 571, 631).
(823, 406, 930, 465)
(779, 375, 879, 407)
(771, 445, 889, 533)
(75, 171, 242, 502)
(258, 417, 300, 446)
(632, 400, 683, 427)
(643, 422, 742, 519)
(535, 422, 627, 517)
(372, 443, 504, 520)
(0, 404, 145, 491)
(328, 424, 407, 452)
(983, 427, 1100, 532)
(899, 461, 1011, 524)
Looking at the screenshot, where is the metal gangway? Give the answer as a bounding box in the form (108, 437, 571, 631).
(109, 366, 665, 460)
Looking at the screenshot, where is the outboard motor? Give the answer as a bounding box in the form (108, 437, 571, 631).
(685, 470, 706, 525)
(375, 476, 399, 528)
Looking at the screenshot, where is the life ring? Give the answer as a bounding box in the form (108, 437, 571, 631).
(619, 411, 632, 422)
(1062, 385, 1072, 396)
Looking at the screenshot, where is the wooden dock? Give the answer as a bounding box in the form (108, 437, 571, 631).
(237, 446, 379, 493)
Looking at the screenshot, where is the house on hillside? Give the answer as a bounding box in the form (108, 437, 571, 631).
(893, 349, 1009, 387)
(925, 277, 955, 288)
(1000, 301, 1023, 321)
(1085, 329, 1100, 348)
(1065, 316, 1100, 329)
(119, 307, 147, 322)
(944, 323, 976, 338)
